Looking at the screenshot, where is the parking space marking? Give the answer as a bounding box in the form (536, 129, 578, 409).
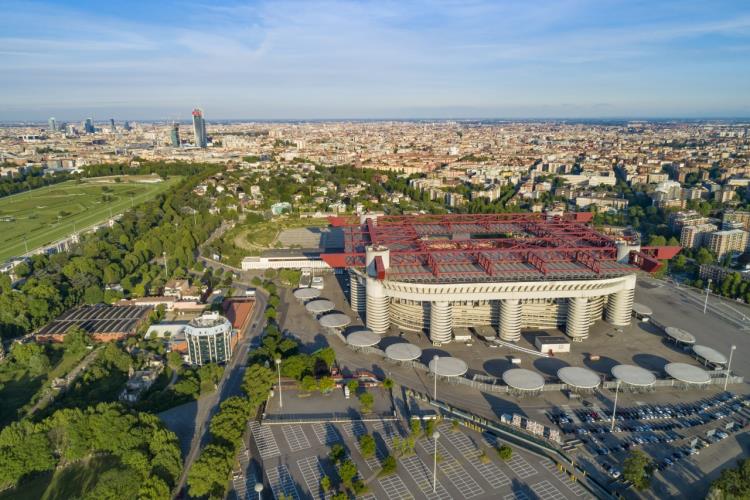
(297, 456, 330, 500)
(506, 453, 538, 479)
(371, 420, 403, 448)
(266, 464, 300, 500)
(340, 421, 367, 439)
(400, 454, 452, 499)
(530, 480, 566, 500)
(419, 438, 484, 498)
(539, 459, 588, 497)
(250, 422, 280, 459)
(312, 423, 342, 446)
(481, 432, 499, 448)
(440, 425, 511, 489)
(378, 474, 414, 500)
(282, 425, 311, 452)
(503, 492, 530, 500)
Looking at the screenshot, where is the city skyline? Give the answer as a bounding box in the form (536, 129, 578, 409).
(1, 0, 750, 120)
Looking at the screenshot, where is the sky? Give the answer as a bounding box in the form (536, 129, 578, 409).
(1, 0, 749, 121)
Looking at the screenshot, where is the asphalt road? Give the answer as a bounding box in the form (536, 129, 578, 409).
(173, 284, 267, 499)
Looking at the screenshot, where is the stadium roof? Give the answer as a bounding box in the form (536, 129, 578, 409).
(664, 327, 696, 344)
(557, 366, 601, 389)
(322, 213, 644, 283)
(664, 362, 711, 384)
(384, 343, 422, 361)
(502, 368, 545, 391)
(37, 305, 151, 336)
(293, 288, 321, 301)
(611, 364, 656, 387)
(346, 329, 381, 347)
(692, 345, 727, 365)
(429, 356, 468, 377)
(305, 299, 335, 314)
(318, 313, 351, 329)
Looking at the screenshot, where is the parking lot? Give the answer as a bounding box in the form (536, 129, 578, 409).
(236, 419, 593, 500)
(549, 391, 750, 491)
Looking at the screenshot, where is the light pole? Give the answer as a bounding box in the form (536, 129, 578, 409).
(254, 482, 263, 500)
(162, 251, 168, 280)
(610, 379, 621, 432)
(703, 278, 712, 314)
(275, 358, 283, 408)
(433, 355, 439, 401)
(432, 431, 440, 492)
(724, 345, 737, 391)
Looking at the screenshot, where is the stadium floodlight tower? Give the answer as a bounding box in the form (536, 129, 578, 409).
(322, 212, 680, 346)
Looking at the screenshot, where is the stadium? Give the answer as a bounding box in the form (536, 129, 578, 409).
(322, 212, 678, 345)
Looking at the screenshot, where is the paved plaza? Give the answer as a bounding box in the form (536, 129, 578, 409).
(241, 419, 592, 500)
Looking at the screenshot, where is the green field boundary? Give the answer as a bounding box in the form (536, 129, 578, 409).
(0, 177, 181, 262)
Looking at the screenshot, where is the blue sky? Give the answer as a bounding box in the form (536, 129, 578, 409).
(1, 0, 749, 120)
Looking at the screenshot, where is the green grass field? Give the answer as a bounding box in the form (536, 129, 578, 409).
(0, 176, 181, 262)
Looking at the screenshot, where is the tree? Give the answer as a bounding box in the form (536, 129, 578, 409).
(63, 325, 90, 354)
(300, 375, 318, 392)
(359, 434, 376, 458)
(338, 459, 358, 488)
(383, 378, 394, 390)
(696, 247, 716, 265)
(347, 379, 359, 395)
(497, 444, 513, 461)
(242, 363, 274, 405)
(10, 342, 50, 375)
(358, 391, 374, 413)
(166, 351, 183, 373)
(187, 443, 233, 498)
(710, 458, 750, 498)
(410, 418, 422, 437)
(318, 376, 335, 393)
(329, 443, 345, 465)
(380, 455, 397, 476)
(320, 475, 332, 493)
(623, 449, 652, 490)
(198, 363, 224, 393)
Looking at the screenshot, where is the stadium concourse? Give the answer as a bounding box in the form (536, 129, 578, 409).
(322, 212, 679, 346)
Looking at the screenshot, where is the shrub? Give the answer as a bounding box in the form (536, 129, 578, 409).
(497, 444, 513, 461)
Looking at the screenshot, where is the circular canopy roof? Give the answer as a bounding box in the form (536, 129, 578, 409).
(318, 313, 351, 329)
(293, 288, 321, 301)
(665, 362, 711, 384)
(693, 345, 728, 365)
(502, 368, 545, 391)
(611, 364, 656, 387)
(557, 366, 600, 389)
(347, 329, 381, 347)
(632, 303, 653, 316)
(385, 343, 422, 361)
(305, 299, 335, 314)
(429, 357, 468, 377)
(664, 327, 696, 344)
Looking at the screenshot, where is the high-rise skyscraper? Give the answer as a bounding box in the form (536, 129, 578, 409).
(192, 108, 208, 148)
(84, 118, 94, 134)
(48, 117, 57, 131)
(170, 122, 180, 147)
(109, 118, 116, 132)
(123, 121, 132, 131)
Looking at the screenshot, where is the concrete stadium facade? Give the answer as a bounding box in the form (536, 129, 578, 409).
(349, 258, 635, 345)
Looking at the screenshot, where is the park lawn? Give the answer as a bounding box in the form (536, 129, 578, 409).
(0, 175, 181, 262)
(0, 455, 120, 500)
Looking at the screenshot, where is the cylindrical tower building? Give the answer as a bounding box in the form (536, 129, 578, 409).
(500, 299, 522, 342)
(365, 277, 390, 334)
(429, 301, 452, 345)
(606, 287, 635, 326)
(566, 297, 591, 341)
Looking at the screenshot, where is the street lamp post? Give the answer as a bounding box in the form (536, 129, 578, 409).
(162, 251, 168, 280)
(432, 431, 440, 492)
(724, 345, 737, 391)
(433, 355, 439, 402)
(275, 358, 283, 408)
(703, 278, 712, 314)
(610, 379, 621, 432)
(254, 482, 263, 500)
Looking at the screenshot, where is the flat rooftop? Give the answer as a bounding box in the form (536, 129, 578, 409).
(324, 212, 639, 283)
(37, 305, 151, 336)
